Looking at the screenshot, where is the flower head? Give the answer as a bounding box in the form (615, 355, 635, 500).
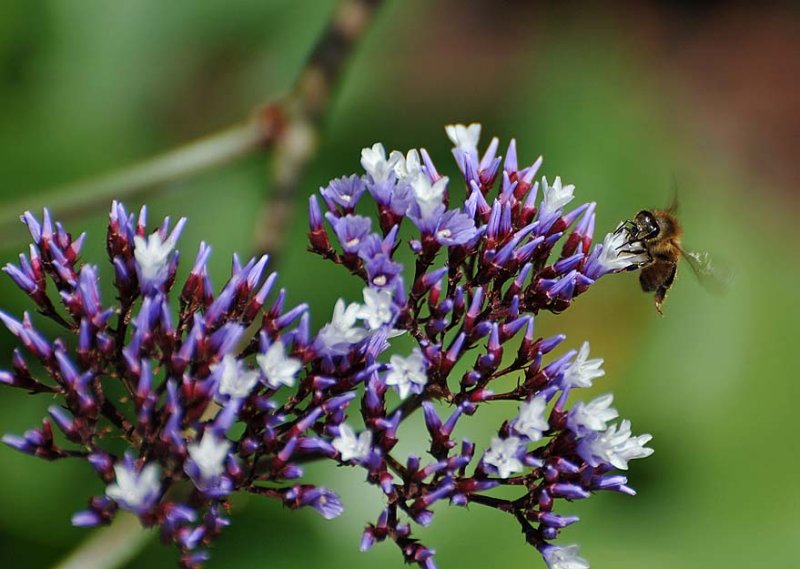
(321, 175, 366, 209)
(361, 143, 399, 183)
(445, 123, 481, 155)
(512, 395, 549, 442)
(434, 209, 478, 246)
(332, 424, 372, 463)
(561, 342, 605, 389)
(214, 354, 260, 400)
(133, 218, 185, 291)
(577, 419, 654, 470)
(257, 340, 302, 389)
(567, 394, 618, 436)
(385, 350, 427, 399)
(594, 226, 649, 274)
(542, 544, 590, 569)
(106, 458, 161, 514)
(483, 436, 525, 479)
(540, 176, 575, 216)
(357, 287, 396, 330)
(316, 299, 369, 356)
(187, 432, 231, 482)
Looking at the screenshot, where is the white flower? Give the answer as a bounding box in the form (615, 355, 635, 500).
(106, 460, 161, 512)
(512, 395, 549, 441)
(410, 172, 448, 219)
(361, 142, 399, 183)
(332, 423, 372, 462)
(561, 341, 605, 389)
(576, 419, 654, 470)
(257, 340, 302, 389)
(543, 544, 590, 569)
(390, 149, 422, 182)
(540, 176, 575, 215)
(445, 123, 481, 154)
(483, 436, 524, 479)
(133, 231, 178, 284)
(596, 226, 649, 273)
(188, 432, 231, 480)
(357, 287, 395, 330)
(385, 350, 428, 399)
(317, 299, 369, 355)
(214, 354, 260, 399)
(567, 394, 618, 436)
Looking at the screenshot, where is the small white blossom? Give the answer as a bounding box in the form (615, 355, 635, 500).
(361, 143, 399, 183)
(188, 432, 231, 480)
(357, 287, 395, 330)
(483, 436, 524, 479)
(561, 341, 605, 388)
(385, 349, 428, 399)
(214, 354, 259, 399)
(567, 394, 618, 436)
(390, 149, 422, 182)
(332, 423, 372, 462)
(445, 123, 481, 154)
(596, 227, 649, 273)
(577, 419, 654, 470)
(543, 544, 590, 569)
(540, 176, 575, 216)
(512, 395, 549, 442)
(410, 172, 448, 218)
(133, 230, 179, 284)
(106, 460, 161, 512)
(256, 340, 302, 389)
(317, 299, 369, 355)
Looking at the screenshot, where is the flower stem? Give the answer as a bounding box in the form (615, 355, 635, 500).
(0, 121, 268, 245)
(52, 513, 153, 569)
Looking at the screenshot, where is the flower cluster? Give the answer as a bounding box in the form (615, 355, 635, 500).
(0, 123, 653, 569)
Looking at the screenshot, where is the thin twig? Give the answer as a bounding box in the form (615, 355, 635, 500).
(0, 0, 385, 251)
(51, 513, 154, 569)
(0, 122, 271, 245)
(253, 0, 385, 253)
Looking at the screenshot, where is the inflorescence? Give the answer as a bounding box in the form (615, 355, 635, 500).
(0, 123, 653, 569)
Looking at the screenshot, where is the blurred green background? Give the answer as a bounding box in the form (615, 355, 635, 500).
(1, 0, 798, 568)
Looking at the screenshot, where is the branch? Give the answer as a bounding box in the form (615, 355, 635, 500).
(0, 0, 385, 249)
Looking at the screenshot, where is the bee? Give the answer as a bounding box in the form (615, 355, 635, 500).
(616, 201, 727, 314)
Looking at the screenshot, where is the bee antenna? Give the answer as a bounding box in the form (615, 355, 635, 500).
(667, 174, 680, 214)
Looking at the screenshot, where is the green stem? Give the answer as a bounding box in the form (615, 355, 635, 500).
(0, 120, 270, 246)
(51, 513, 153, 569)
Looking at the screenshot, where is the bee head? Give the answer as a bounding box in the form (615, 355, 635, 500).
(633, 210, 660, 240)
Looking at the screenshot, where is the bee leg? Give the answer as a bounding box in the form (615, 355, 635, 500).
(614, 220, 637, 236)
(653, 262, 678, 316)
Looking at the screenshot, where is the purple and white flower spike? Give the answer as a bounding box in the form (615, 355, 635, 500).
(0, 123, 653, 569)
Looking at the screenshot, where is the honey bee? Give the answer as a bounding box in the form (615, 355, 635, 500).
(616, 201, 726, 314)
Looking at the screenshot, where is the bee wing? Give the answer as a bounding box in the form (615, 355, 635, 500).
(678, 248, 732, 294)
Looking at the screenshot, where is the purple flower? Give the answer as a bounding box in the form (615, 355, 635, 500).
(328, 214, 373, 254)
(434, 209, 478, 246)
(321, 175, 366, 210)
(0, 123, 655, 569)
